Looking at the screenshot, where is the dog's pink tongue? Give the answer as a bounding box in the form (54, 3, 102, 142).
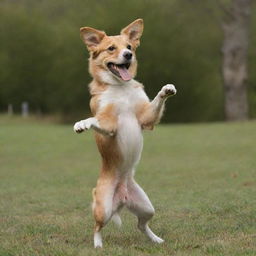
(117, 66, 132, 81)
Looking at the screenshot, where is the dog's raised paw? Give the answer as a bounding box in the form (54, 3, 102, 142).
(159, 84, 177, 98)
(73, 120, 91, 133)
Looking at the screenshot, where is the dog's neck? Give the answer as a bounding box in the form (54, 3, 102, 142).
(89, 78, 135, 96)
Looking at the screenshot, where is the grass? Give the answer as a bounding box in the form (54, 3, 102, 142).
(0, 115, 255, 256)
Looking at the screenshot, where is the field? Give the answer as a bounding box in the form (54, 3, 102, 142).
(0, 116, 255, 256)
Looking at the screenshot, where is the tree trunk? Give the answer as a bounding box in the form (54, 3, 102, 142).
(222, 0, 252, 121)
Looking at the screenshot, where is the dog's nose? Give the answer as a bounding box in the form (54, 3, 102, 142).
(123, 52, 132, 60)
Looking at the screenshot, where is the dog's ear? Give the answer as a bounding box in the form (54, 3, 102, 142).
(80, 27, 106, 51)
(121, 19, 144, 46)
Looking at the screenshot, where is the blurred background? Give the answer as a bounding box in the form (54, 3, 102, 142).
(0, 0, 255, 123)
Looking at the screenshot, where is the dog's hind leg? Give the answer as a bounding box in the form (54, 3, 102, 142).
(126, 179, 164, 243)
(92, 178, 116, 248)
(111, 212, 122, 227)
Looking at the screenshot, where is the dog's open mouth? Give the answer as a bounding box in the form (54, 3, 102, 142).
(107, 62, 132, 81)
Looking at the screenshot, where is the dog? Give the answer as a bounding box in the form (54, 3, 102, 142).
(74, 18, 176, 248)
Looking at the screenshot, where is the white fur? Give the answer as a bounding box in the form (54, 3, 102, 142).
(103, 190, 115, 224)
(118, 49, 133, 63)
(99, 80, 148, 173)
(94, 231, 102, 248)
(74, 117, 114, 136)
(158, 84, 177, 98)
(117, 113, 143, 172)
(99, 70, 120, 85)
(99, 80, 148, 109)
(111, 213, 122, 227)
(141, 224, 164, 243)
(125, 179, 165, 243)
(73, 117, 97, 132)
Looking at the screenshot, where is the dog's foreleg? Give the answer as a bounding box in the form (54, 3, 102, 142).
(73, 117, 114, 136)
(139, 84, 176, 129)
(151, 84, 176, 119)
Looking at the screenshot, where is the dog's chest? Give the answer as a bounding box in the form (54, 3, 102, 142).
(99, 81, 148, 171)
(99, 82, 147, 114)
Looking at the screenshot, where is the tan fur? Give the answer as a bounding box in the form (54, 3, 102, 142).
(95, 133, 122, 172)
(96, 104, 117, 134)
(136, 102, 165, 130)
(85, 35, 138, 83)
(92, 176, 114, 231)
(94, 103, 121, 171)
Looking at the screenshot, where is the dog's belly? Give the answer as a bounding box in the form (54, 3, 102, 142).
(117, 113, 143, 172)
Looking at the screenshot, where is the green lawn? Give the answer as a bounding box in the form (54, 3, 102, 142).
(0, 116, 255, 256)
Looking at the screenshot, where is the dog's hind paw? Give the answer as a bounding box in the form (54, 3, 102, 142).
(94, 232, 103, 248)
(111, 213, 122, 227)
(151, 236, 164, 244)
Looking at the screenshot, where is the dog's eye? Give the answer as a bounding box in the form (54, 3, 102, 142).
(127, 45, 132, 50)
(108, 46, 116, 51)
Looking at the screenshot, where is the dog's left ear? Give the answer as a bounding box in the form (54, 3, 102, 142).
(121, 19, 144, 46)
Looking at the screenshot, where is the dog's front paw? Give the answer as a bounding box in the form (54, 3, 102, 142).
(73, 118, 93, 133)
(159, 84, 177, 98)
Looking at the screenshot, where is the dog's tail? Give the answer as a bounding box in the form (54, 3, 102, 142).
(111, 213, 122, 227)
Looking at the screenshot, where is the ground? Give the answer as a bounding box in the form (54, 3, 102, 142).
(0, 116, 255, 256)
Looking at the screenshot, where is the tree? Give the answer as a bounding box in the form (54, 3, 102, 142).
(221, 0, 252, 121)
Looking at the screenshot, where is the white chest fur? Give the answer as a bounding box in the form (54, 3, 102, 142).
(99, 80, 148, 113)
(99, 80, 149, 173)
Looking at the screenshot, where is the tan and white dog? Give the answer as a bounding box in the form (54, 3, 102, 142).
(74, 19, 176, 248)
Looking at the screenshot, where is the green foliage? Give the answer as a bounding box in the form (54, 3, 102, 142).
(0, 0, 255, 122)
(0, 117, 256, 255)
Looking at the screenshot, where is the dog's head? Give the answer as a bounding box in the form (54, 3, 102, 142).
(80, 19, 143, 84)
